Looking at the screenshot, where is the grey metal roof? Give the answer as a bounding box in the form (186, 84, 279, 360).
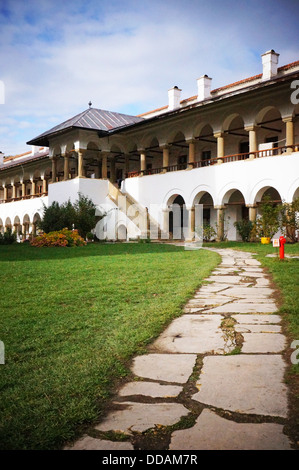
(27, 108, 144, 146)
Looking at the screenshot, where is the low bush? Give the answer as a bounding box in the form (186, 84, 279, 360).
(0, 228, 17, 245)
(30, 228, 86, 247)
(234, 219, 253, 242)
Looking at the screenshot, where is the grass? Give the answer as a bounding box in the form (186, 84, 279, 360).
(0, 242, 220, 450)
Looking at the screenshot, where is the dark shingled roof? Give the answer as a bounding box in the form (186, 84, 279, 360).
(27, 108, 144, 146)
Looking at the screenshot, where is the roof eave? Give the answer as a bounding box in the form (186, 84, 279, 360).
(27, 126, 110, 147)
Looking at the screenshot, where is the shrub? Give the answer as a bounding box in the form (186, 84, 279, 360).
(0, 228, 17, 245)
(38, 194, 98, 239)
(255, 195, 281, 239)
(86, 232, 94, 241)
(197, 223, 216, 242)
(30, 228, 86, 247)
(279, 197, 299, 243)
(73, 194, 98, 239)
(234, 219, 253, 242)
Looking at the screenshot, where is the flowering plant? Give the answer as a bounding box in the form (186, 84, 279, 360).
(30, 228, 86, 247)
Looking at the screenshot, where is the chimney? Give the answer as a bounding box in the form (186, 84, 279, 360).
(0, 152, 4, 167)
(31, 145, 39, 155)
(168, 86, 181, 111)
(261, 50, 279, 80)
(197, 75, 212, 101)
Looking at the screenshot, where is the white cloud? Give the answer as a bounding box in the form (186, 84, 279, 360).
(0, 0, 298, 155)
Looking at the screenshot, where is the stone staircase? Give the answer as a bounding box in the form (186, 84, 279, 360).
(108, 182, 161, 239)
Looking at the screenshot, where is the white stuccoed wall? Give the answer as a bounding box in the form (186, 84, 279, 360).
(122, 152, 299, 240)
(2, 153, 298, 240)
(48, 177, 141, 240)
(48, 178, 109, 206)
(123, 152, 299, 207)
(0, 196, 48, 227)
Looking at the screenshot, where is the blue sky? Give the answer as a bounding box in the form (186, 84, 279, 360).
(0, 0, 298, 155)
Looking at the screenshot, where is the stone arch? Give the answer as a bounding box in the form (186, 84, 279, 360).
(222, 188, 247, 241)
(222, 113, 245, 132)
(32, 212, 41, 236)
(191, 189, 217, 240)
(5, 216, 12, 228)
(65, 141, 76, 152)
(13, 215, 22, 236)
(144, 137, 162, 171)
(191, 186, 216, 207)
(168, 131, 188, 168)
(117, 223, 127, 241)
(23, 213, 31, 224)
(13, 215, 21, 225)
(292, 186, 299, 201)
(221, 188, 246, 206)
(86, 141, 99, 151)
(43, 165, 52, 186)
(254, 185, 282, 205)
(194, 124, 217, 162)
(140, 133, 161, 150)
(193, 121, 211, 139)
(255, 106, 283, 149)
(22, 213, 31, 238)
(221, 113, 248, 156)
(167, 128, 187, 145)
(52, 145, 62, 158)
(163, 188, 187, 208)
(286, 177, 299, 202)
(167, 193, 187, 240)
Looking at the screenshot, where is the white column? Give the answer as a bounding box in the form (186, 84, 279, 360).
(63, 153, 70, 180)
(78, 150, 85, 177)
(245, 125, 258, 159)
(187, 139, 195, 168)
(124, 154, 130, 176)
(161, 208, 170, 239)
(31, 178, 36, 197)
(215, 205, 225, 241)
(283, 117, 294, 153)
(51, 157, 57, 183)
(101, 152, 108, 179)
(140, 150, 146, 174)
(214, 132, 224, 163)
(186, 207, 195, 241)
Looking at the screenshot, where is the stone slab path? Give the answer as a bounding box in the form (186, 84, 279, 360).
(65, 248, 294, 451)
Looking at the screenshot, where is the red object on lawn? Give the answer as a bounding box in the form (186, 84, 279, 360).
(279, 236, 286, 259)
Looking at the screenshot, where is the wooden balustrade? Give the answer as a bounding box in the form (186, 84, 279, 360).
(0, 192, 48, 204)
(125, 145, 296, 178)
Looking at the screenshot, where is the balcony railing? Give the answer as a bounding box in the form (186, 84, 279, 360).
(0, 192, 48, 205)
(125, 145, 296, 178)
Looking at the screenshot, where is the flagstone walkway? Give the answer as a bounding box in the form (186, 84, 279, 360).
(65, 248, 294, 451)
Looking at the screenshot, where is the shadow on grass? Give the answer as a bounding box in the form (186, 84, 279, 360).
(0, 241, 195, 262)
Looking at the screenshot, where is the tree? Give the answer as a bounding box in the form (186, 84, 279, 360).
(0, 228, 16, 245)
(38, 194, 98, 238)
(279, 197, 299, 243)
(255, 195, 281, 239)
(38, 200, 76, 233)
(73, 194, 97, 239)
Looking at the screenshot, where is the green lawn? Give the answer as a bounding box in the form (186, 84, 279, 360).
(0, 242, 220, 450)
